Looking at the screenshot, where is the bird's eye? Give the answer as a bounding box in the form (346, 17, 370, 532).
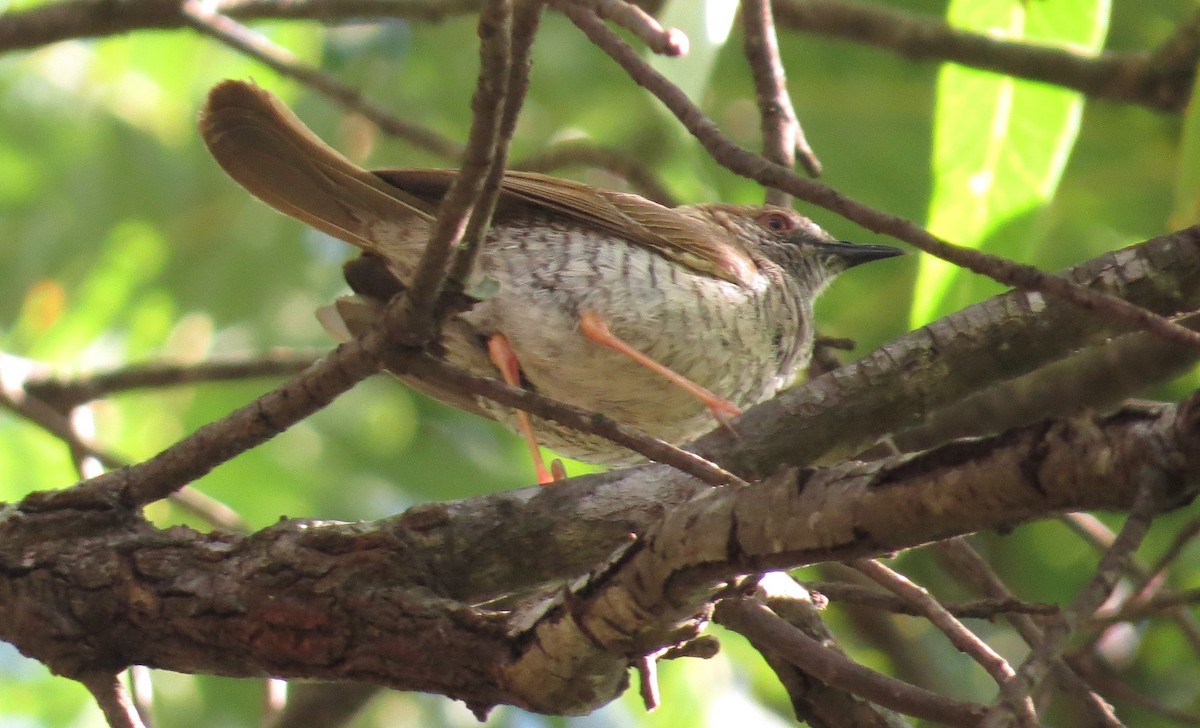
(757, 210, 795, 233)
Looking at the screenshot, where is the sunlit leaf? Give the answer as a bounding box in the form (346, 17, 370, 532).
(911, 0, 1110, 327)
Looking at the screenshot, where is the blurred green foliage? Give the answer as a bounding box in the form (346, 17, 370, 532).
(2, 0, 1199, 726)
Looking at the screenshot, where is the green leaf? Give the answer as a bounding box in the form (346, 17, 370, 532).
(911, 0, 1110, 327)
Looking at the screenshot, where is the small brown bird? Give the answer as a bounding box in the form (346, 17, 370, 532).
(199, 80, 901, 482)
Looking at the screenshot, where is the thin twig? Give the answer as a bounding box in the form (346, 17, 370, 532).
(181, 1, 463, 160)
(1140, 517, 1200, 597)
(771, 0, 1191, 112)
(804, 580, 1058, 618)
(18, 337, 382, 511)
(396, 0, 513, 340)
(24, 351, 320, 409)
(447, 0, 540, 288)
(561, 3, 1200, 354)
(399, 351, 747, 486)
(80, 672, 147, 728)
(984, 482, 1166, 727)
(851, 559, 1027, 705)
(1066, 654, 1200, 726)
(716, 597, 988, 727)
(1091, 586, 1200, 624)
(578, 0, 687, 56)
(1061, 512, 1200, 656)
(934, 538, 1124, 728)
(741, 0, 820, 196)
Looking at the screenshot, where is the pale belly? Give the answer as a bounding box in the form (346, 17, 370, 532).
(459, 223, 812, 463)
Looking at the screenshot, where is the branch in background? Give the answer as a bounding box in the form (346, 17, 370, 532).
(850, 559, 1028, 713)
(771, 0, 1195, 112)
(0, 0, 481, 53)
(717, 597, 985, 726)
(803, 580, 1058, 619)
(1061, 513, 1200, 657)
(740, 0, 819, 203)
(578, 0, 686, 56)
(983, 483, 1166, 726)
(933, 539, 1124, 727)
(561, 3, 1200, 356)
(22, 351, 320, 409)
(0, 358, 249, 530)
(182, 2, 464, 161)
(17, 336, 383, 510)
(1067, 654, 1200, 726)
(2, 0, 1196, 113)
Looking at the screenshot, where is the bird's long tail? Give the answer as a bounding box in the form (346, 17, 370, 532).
(199, 80, 434, 256)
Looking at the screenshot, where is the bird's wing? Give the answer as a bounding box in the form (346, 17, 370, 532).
(201, 80, 438, 257)
(373, 169, 759, 287)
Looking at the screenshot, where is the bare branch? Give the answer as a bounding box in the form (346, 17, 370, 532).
(577, 0, 687, 56)
(934, 539, 1124, 727)
(984, 482, 1167, 727)
(740, 0, 820, 199)
(851, 559, 1027, 702)
(80, 672, 146, 728)
(23, 352, 319, 409)
(771, 0, 1192, 112)
(717, 597, 986, 727)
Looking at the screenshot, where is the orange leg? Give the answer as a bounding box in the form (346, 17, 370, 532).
(487, 334, 556, 485)
(578, 310, 742, 425)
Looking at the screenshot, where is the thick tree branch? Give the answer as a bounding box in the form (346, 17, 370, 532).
(5, 391, 1199, 715)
